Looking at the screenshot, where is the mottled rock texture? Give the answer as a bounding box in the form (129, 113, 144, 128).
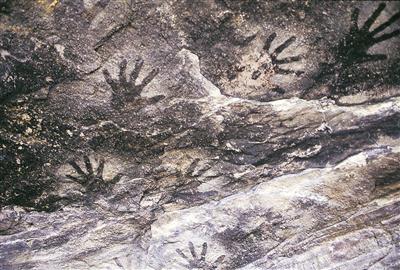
(0, 0, 400, 269)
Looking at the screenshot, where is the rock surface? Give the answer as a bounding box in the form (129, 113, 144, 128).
(0, 1, 399, 269)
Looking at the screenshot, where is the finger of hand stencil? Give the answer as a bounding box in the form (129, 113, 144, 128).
(140, 68, 159, 88)
(263, 32, 277, 52)
(130, 58, 144, 83)
(189, 242, 197, 259)
(259, 61, 272, 70)
(358, 53, 387, 63)
(240, 33, 257, 46)
(96, 158, 105, 178)
(218, 11, 233, 25)
(68, 160, 86, 176)
(214, 255, 225, 264)
(176, 249, 189, 260)
(275, 55, 301, 64)
(200, 242, 207, 261)
(361, 3, 386, 32)
(103, 69, 118, 91)
(113, 257, 124, 269)
(110, 173, 123, 185)
(252, 70, 262, 80)
(373, 29, 400, 43)
(370, 11, 400, 36)
(276, 67, 300, 75)
(273, 36, 296, 56)
(66, 174, 84, 185)
(84, 155, 94, 176)
(295, 70, 305, 76)
(103, 69, 113, 83)
(351, 8, 360, 31)
(119, 59, 128, 85)
(96, 0, 111, 8)
(149, 95, 165, 104)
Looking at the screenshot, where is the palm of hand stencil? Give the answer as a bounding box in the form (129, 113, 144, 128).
(337, 3, 400, 66)
(66, 155, 122, 194)
(251, 32, 303, 80)
(176, 242, 225, 270)
(103, 58, 159, 109)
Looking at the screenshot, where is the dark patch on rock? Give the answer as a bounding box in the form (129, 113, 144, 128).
(0, 31, 75, 103)
(0, 0, 11, 14)
(0, 98, 82, 210)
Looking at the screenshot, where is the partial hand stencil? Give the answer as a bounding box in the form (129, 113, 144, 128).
(251, 32, 303, 80)
(176, 241, 225, 270)
(66, 155, 122, 194)
(336, 3, 400, 66)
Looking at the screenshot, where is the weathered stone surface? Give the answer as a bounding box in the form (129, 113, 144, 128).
(0, 1, 399, 269)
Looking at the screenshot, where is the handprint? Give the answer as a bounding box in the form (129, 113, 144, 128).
(66, 155, 122, 194)
(303, 3, 400, 99)
(103, 58, 159, 109)
(251, 32, 303, 80)
(336, 3, 400, 66)
(176, 242, 225, 270)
